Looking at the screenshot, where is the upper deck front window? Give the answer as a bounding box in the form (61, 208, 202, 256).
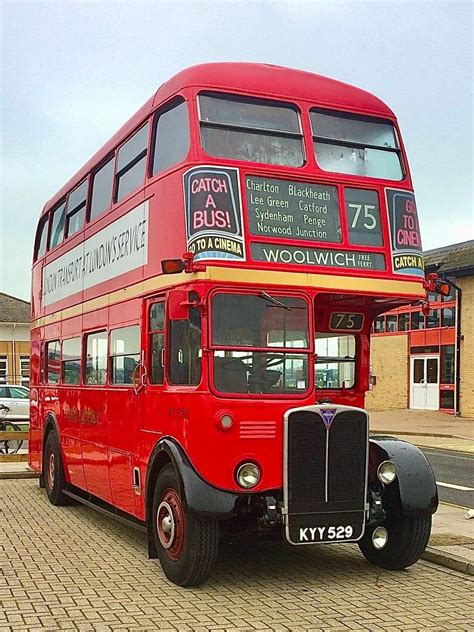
(311, 109, 403, 181)
(198, 93, 304, 168)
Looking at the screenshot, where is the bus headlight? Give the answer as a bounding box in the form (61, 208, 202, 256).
(236, 462, 261, 489)
(377, 460, 396, 485)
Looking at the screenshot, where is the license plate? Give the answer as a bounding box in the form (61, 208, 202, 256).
(297, 524, 355, 543)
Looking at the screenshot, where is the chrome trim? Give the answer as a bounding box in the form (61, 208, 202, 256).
(283, 404, 369, 546)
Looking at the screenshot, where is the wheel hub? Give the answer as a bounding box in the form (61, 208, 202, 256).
(157, 489, 185, 560)
(47, 452, 55, 488)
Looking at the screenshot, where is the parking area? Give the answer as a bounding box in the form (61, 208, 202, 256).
(1, 480, 473, 631)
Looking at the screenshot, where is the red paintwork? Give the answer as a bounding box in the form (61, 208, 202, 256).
(29, 63, 425, 522)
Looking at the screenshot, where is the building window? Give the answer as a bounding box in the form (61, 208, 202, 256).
(398, 313, 409, 331)
(85, 332, 107, 385)
(374, 316, 385, 333)
(426, 309, 440, 328)
(152, 100, 190, 175)
(66, 180, 88, 238)
(386, 315, 397, 332)
(115, 123, 150, 202)
(168, 294, 202, 385)
(20, 356, 30, 385)
(440, 345, 455, 384)
(62, 338, 81, 385)
(199, 92, 304, 167)
(149, 302, 165, 384)
(50, 202, 66, 249)
(441, 307, 455, 327)
(90, 156, 114, 221)
(0, 356, 7, 384)
(109, 326, 140, 384)
(411, 311, 425, 330)
(440, 389, 454, 409)
(46, 340, 60, 384)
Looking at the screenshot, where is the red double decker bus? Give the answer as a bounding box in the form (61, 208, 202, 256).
(30, 63, 438, 586)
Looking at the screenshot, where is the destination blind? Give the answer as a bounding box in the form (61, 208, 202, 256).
(246, 176, 341, 243)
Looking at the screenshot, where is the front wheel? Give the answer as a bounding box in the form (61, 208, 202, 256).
(358, 513, 431, 570)
(152, 464, 219, 586)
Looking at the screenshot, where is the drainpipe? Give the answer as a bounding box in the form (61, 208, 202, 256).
(443, 279, 462, 416)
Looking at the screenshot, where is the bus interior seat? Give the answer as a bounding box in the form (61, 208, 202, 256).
(213, 357, 248, 393)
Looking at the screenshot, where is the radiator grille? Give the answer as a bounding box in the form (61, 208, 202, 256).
(286, 408, 367, 515)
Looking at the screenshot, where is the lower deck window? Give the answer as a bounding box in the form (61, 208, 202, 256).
(109, 326, 140, 384)
(315, 334, 356, 389)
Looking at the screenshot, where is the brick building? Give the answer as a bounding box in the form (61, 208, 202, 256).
(366, 240, 474, 417)
(0, 293, 31, 385)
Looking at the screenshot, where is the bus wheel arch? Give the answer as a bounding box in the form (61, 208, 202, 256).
(40, 414, 59, 488)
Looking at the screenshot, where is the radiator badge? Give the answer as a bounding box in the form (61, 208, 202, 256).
(321, 408, 337, 429)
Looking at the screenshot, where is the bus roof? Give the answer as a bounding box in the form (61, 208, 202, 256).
(41, 62, 396, 216)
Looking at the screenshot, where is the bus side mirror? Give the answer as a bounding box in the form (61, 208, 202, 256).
(168, 290, 189, 320)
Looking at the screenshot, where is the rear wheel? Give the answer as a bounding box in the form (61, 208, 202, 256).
(152, 464, 219, 586)
(358, 513, 431, 570)
(44, 431, 69, 506)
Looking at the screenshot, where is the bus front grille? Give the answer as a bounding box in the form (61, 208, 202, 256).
(284, 406, 368, 544)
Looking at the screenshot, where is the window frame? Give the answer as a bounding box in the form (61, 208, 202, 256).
(150, 97, 191, 177)
(61, 337, 82, 386)
(45, 339, 61, 384)
(65, 178, 89, 239)
(314, 332, 358, 390)
(197, 91, 306, 168)
(114, 122, 151, 204)
(49, 200, 67, 250)
(84, 330, 108, 386)
(148, 301, 166, 385)
(89, 154, 115, 222)
(310, 108, 405, 181)
(108, 325, 141, 386)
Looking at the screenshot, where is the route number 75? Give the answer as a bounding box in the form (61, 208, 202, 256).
(349, 203, 377, 230)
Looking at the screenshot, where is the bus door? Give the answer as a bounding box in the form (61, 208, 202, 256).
(142, 298, 166, 435)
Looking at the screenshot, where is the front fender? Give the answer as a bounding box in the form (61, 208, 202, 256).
(370, 436, 438, 516)
(147, 438, 239, 520)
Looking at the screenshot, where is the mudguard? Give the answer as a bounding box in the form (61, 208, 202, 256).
(147, 438, 239, 520)
(370, 436, 438, 516)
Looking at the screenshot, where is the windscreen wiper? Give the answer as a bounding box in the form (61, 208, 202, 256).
(260, 291, 292, 310)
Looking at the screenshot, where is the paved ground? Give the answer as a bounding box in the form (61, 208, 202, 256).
(1, 480, 473, 631)
(420, 448, 474, 507)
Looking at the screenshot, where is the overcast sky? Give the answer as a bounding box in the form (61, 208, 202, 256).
(1, 0, 472, 301)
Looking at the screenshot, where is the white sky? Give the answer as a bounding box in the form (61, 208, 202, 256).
(1, 0, 472, 301)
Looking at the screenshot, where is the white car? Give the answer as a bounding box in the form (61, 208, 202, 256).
(0, 384, 30, 422)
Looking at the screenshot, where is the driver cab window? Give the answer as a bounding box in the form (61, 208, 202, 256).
(315, 334, 356, 389)
(168, 293, 202, 386)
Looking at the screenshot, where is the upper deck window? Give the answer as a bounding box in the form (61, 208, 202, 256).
(152, 100, 190, 175)
(49, 201, 66, 249)
(198, 93, 304, 167)
(115, 123, 150, 203)
(90, 156, 114, 221)
(66, 179, 87, 238)
(310, 109, 403, 181)
(35, 216, 49, 260)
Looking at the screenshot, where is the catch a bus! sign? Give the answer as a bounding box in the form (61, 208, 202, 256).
(386, 189, 424, 277)
(42, 202, 148, 306)
(183, 166, 245, 261)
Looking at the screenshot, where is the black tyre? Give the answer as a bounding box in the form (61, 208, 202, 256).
(358, 513, 431, 570)
(43, 431, 70, 506)
(152, 464, 219, 587)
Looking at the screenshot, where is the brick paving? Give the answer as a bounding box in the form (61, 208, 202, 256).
(1, 480, 473, 631)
